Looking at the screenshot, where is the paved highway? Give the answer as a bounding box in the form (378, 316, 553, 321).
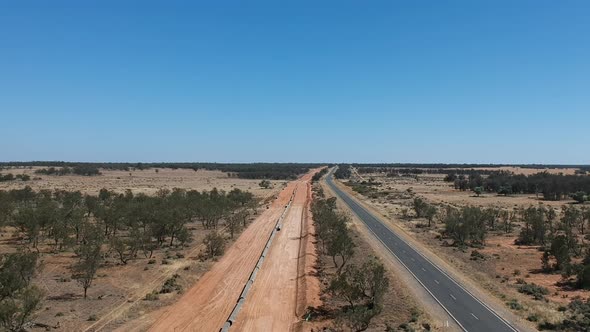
(325, 172, 518, 332)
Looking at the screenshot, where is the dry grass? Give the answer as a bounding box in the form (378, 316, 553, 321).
(0, 167, 284, 198)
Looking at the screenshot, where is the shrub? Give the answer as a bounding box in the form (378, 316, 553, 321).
(160, 274, 182, 294)
(144, 291, 159, 301)
(517, 283, 549, 300)
(470, 250, 486, 261)
(203, 232, 225, 258)
(506, 299, 523, 310)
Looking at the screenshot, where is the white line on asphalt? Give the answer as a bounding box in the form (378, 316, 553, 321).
(450, 294, 457, 300)
(421, 267, 426, 272)
(434, 279, 439, 284)
(471, 313, 479, 320)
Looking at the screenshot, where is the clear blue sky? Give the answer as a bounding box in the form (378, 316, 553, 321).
(1, 1, 588, 164)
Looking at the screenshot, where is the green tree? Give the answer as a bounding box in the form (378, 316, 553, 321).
(226, 212, 243, 239)
(326, 223, 355, 274)
(0, 252, 42, 332)
(425, 205, 437, 227)
(203, 231, 225, 258)
(412, 197, 429, 218)
(74, 224, 104, 298)
(498, 185, 512, 196)
(0, 286, 43, 332)
(572, 191, 588, 204)
(550, 235, 571, 273)
(473, 186, 484, 197)
(444, 206, 487, 247)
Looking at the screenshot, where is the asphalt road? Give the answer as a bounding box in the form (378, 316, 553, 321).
(325, 173, 519, 332)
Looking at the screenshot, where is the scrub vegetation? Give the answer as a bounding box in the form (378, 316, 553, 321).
(0, 167, 264, 330)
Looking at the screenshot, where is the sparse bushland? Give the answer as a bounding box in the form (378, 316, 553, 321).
(0, 185, 256, 300)
(363, 165, 590, 201)
(344, 166, 590, 330)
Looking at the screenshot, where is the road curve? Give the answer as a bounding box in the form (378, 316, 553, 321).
(325, 172, 518, 332)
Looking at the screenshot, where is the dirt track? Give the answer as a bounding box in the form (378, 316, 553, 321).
(231, 173, 314, 331)
(147, 170, 317, 331)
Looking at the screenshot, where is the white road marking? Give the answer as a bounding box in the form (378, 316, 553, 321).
(421, 267, 426, 272)
(471, 313, 479, 320)
(434, 279, 439, 284)
(450, 294, 457, 300)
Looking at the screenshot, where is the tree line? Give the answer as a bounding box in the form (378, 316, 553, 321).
(0, 173, 30, 182)
(35, 166, 101, 176)
(1, 162, 320, 180)
(446, 171, 590, 201)
(311, 194, 389, 331)
(311, 168, 328, 183)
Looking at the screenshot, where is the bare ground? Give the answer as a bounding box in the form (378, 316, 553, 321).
(232, 171, 318, 331)
(0, 167, 284, 198)
(139, 169, 320, 332)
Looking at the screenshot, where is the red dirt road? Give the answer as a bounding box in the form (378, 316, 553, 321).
(231, 175, 313, 331)
(148, 170, 318, 332)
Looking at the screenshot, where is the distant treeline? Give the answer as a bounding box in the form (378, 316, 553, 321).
(35, 165, 101, 176)
(354, 165, 590, 201)
(1, 162, 326, 180)
(446, 172, 590, 201)
(0, 173, 30, 182)
(334, 165, 352, 179)
(358, 166, 588, 175)
(351, 163, 588, 169)
(375, 168, 505, 176)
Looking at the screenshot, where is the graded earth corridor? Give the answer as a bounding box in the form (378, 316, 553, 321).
(148, 170, 317, 331)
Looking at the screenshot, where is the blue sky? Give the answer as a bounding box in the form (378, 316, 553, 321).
(1, 1, 588, 164)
